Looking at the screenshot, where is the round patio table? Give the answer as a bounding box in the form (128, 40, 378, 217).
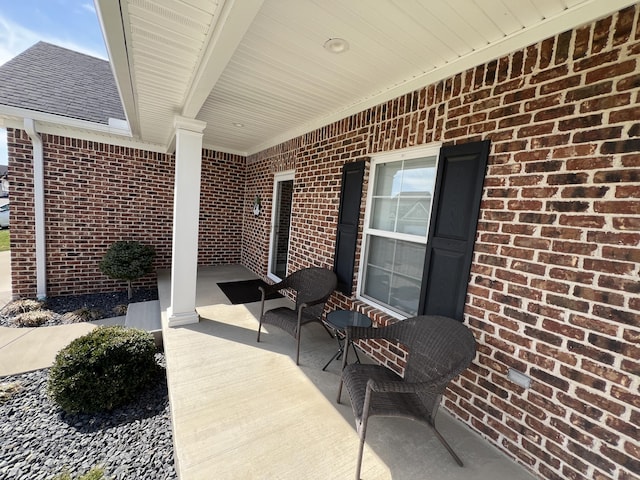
(322, 310, 372, 371)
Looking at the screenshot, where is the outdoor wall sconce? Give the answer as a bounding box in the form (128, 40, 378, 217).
(253, 195, 262, 216)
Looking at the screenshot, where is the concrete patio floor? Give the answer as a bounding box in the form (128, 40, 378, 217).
(159, 265, 538, 480)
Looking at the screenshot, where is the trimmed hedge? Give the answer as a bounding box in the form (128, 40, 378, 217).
(48, 326, 160, 414)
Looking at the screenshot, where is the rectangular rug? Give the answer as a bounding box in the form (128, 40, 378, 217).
(217, 279, 284, 305)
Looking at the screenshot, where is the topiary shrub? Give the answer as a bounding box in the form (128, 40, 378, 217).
(99, 241, 155, 300)
(48, 325, 160, 414)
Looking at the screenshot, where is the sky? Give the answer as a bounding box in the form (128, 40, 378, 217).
(0, 0, 107, 165)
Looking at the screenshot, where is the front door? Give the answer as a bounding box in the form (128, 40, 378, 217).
(268, 171, 294, 281)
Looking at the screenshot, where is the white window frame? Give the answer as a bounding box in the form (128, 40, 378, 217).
(356, 143, 441, 318)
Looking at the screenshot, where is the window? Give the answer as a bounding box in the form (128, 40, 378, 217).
(358, 145, 440, 317)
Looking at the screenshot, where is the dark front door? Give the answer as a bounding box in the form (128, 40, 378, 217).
(269, 175, 294, 280)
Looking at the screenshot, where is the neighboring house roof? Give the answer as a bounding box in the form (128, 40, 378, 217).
(0, 42, 124, 125)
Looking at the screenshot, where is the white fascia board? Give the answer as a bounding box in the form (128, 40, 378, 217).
(0, 111, 166, 154)
(0, 105, 131, 136)
(200, 139, 247, 157)
(95, 0, 141, 138)
(247, 0, 638, 156)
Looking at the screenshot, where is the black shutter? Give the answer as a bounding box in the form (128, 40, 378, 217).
(333, 160, 366, 295)
(419, 140, 490, 320)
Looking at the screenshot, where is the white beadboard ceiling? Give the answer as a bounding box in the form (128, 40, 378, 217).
(96, 0, 637, 156)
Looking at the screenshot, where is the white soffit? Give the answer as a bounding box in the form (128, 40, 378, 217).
(101, 0, 638, 156)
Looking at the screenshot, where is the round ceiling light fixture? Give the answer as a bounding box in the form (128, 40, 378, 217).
(233, 122, 244, 127)
(323, 38, 349, 54)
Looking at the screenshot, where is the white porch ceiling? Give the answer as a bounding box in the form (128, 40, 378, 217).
(97, 0, 637, 156)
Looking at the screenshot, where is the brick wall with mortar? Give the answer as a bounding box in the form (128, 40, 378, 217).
(244, 6, 640, 480)
(7, 131, 245, 298)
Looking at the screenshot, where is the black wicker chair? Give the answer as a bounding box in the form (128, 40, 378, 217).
(256, 267, 337, 365)
(337, 315, 476, 479)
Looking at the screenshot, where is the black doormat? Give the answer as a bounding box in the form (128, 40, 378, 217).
(217, 279, 283, 305)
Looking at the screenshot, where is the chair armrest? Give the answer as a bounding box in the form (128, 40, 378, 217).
(366, 378, 446, 395)
(258, 280, 287, 297)
(297, 296, 330, 310)
(258, 280, 288, 318)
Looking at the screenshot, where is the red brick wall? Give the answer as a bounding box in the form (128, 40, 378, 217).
(244, 6, 640, 480)
(7, 132, 244, 297)
(198, 148, 246, 265)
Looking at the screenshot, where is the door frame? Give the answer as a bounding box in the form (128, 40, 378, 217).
(267, 170, 295, 282)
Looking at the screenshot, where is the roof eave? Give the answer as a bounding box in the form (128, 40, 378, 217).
(0, 106, 166, 153)
(95, 0, 141, 139)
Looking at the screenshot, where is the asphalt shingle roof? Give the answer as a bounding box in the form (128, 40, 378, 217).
(0, 42, 125, 124)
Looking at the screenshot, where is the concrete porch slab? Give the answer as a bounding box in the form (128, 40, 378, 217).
(160, 265, 538, 480)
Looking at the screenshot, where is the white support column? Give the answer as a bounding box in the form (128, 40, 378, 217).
(167, 117, 206, 327)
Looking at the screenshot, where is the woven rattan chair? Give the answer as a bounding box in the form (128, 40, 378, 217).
(256, 267, 337, 365)
(336, 315, 476, 479)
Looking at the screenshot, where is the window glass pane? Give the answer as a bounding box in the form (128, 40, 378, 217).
(363, 265, 390, 302)
(370, 197, 397, 231)
(394, 240, 425, 279)
(369, 156, 437, 236)
(400, 157, 436, 193)
(367, 236, 395, 270)
(389, 274, 422, 316)
(396, 197, 430, 236)
(362, 237, 426, 316)
(373, 162, 402, 196)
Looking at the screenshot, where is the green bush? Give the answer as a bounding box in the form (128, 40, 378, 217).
(48, 326, 160, 414)
(99, 241, 155, 299)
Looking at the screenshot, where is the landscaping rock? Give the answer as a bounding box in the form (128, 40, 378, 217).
(0, 288, 158, 328)
(0, 354, 176, 479)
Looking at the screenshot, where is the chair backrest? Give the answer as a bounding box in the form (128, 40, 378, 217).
(286, 267, 337, 319)
(382, 315, 476, 385)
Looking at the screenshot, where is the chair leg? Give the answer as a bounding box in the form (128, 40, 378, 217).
(256, 321, 262, 342)
(295, 330, 301, 365)
(336, 378, 343, 403)
(430, 422, 464, 467)
(355, 416, 369, 480)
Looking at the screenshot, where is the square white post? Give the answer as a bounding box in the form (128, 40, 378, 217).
(167, 116, 206, 327)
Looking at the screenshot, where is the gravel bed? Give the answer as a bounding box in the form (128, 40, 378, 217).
(0, 288, 159, 328)
(0, 355, 176, 480)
